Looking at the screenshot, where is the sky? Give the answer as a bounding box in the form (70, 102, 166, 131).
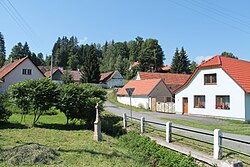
(1, 0, 250, 65)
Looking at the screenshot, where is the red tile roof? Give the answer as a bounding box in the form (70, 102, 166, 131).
(44, 69, 62, 78)
(0, 57, 28, 79)
(100, 71, 114, 82)
(130, 61, 140, 68)
(161, 65, 171, 71)
(63, 70, 82, 82)
(137, 72, 190, 93)
(176, 55, 250, 93)
(117, 79, 162, 96)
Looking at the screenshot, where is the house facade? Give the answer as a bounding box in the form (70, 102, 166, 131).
(0, 57, 45, 92)
(117, 79, 171, 109)
(44, 69, 63, 82)
(100, 71, 124, 88)
(175, 56, 250, 121)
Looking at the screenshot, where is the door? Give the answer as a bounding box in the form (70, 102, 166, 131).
(151, 98, 156, 112)
(183, 98, 188, 114)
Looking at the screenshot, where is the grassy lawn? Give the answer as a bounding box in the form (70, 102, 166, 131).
(107, 91, 150, 112)
(159, 117, 250, 136)
(0, 113, 149, 167)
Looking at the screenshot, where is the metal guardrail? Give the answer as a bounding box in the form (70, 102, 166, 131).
(124, 114, 250, 159)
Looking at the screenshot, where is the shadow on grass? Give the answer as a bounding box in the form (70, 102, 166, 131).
(0, 121, 28, 129)
(58, 148, 131, 159)
(35, 123, 89, 131)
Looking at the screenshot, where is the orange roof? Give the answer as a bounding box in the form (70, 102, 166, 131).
(161, 65, 171, 71)
(100, 71, 118, 82)
(0, 57, 28, 79)
(130, 61, 140, 67)
(117, 79, 162, 96)
(44, 68, 62, 78)
(138, 72, 190, 85)
(175, 55, 250, 93)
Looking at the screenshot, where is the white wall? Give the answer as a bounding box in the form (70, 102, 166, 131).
(0, 59, 44, 92)
(117, 95, 151, 109)
(246, 93, 250, 122)
(107, 71, 124, 88)
(175, 68, 246, 120)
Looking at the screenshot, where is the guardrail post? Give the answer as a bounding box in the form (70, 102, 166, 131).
(123, 113, 127, 128)
(166, 122, 172, 143)
(141, 117, 145, 133)
(214, 129, 222, 160)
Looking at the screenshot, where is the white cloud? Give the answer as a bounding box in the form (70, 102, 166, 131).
(79, 37, 88, 44)
(194, 56, 213, 64)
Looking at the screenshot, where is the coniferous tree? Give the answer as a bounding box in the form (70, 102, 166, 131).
(221, 52, 238, 59)
(171, 47, 191, 74)
(80, 44, 101, 83)
(9, 42, 23, 60)
(0, 32, 6, 67)
(190, 61, 198, 73)
(139, 38, 164, 72)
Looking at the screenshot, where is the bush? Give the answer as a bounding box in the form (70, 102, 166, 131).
(101, 111, 126, 137)
(57, 83, 106, 129)
(119, 132, 199, 167)
(0, 94, 12, 122)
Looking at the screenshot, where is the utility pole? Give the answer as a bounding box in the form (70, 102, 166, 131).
(50, 55, 53, 80)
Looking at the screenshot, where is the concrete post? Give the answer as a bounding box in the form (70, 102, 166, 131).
(166, 122, 172, 143)
(140, 117, 145, 133)
(93, 103, 102, 141)
(214, 129, 222, 159)
(123, 113, 127, 128)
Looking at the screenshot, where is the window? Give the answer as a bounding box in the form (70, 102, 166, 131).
(216, 96, 230, 110)
(194, 95, 205, 108)
(22, 69, 32, 75)
(204, 74, 216, 84)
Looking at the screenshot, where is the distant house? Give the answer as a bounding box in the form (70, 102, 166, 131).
(100, 71, 124, 88)
(63, 70, 82, 83)
(117, 79, 171, 109)
(44, 68, 63, 83)
(161, 65, 171, 72)
(135, 72, 190, 94)
(38, 66, 63, 73)
(0, 56, 45, 92)
(175, 56, 250, 122)
(129, 61, 140, 70)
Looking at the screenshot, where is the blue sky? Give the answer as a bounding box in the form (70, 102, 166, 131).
(1, 0, 250, 65)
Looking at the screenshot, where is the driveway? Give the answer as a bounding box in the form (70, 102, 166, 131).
(104, 101, 250, 153)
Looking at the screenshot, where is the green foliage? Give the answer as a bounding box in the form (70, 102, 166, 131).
(138, 38, 165, 72)
(0, 94, 12, 121)
(119, 132, 198, 167)
(9, 78, 60, 125)
(171, 47, 191, 74)
(61, 70, 74, 85)
(57, 83, 106, 128)
(190, 61, 198, 73)
(80, 44, 101, 83)
(221, 51, 238, 59)
(0, 32, 6, 67)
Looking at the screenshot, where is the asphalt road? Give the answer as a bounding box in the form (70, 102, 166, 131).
(104, 101, 250, 153)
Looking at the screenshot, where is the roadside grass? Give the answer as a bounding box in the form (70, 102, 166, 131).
(0, 113, 149, 167)
(159, 117, 250, 136)
(127, 120, 250, 166)
(107, 91, 151, 112)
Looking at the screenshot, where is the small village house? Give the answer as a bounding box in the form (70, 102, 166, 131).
(135, 72, 190, 94)
(175, 56, 250, 122)
(117, 79, 171, 110)
(44, 68, 63, 83)
(100, 71, 124, 88)
(0, 56, 45, 92)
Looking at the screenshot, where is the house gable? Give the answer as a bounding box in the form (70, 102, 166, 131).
(0, 58, 45, 92)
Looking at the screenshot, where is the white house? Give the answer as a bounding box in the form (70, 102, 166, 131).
(100, 71, 124, 88)
(0, 56, 45, 92)
(117, 79, 172, 109)
(175, 55, 250, 122)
